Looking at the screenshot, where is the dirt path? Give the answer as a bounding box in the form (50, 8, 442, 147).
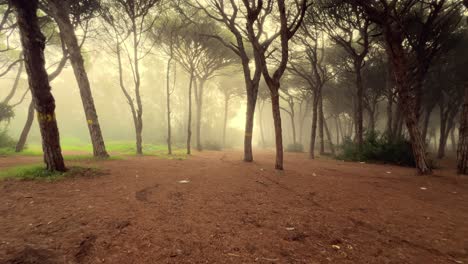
(1, 151, 467, 264)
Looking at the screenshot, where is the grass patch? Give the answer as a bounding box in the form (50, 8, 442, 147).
(63, 154, 124, 161)
(0, 164, 102, 181)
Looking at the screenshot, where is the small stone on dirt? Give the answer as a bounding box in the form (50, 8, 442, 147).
(331, 245, 341, 250)
(286, 227, 295, 231)
(420, 187, 427, 190)
(178, 180, 190, 184)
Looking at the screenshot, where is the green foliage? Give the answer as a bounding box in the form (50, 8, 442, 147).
(337, 131, 416, 167)
(0, 103, 14, 123)
(0, 165, 101, 181)
(286, 143, 304, 153)
(0, 130, 15, 149)
(203, 141, 222, 151)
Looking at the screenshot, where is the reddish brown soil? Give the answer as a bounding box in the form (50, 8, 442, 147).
(0, 151, 467, 264)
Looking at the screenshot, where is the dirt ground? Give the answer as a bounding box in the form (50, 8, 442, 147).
(0, 151, 467, 264)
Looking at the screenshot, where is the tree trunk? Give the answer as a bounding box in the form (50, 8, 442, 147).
(386, 64, 394, 138)
(3, 58, 23, 104)
(385, 30, 432, 174)
(15, 98, 34, 152)
(355, 65, 364, 149)
(335, 116, 340, 145)
(187, 70, 194, 155)
(457, 85, 468, 174)
(324, 117, 335, 155)
(195, 78, 205, 151)
(166, 56, 173, 155)
(309, 89, 319, 159)
(13, 0, 66, 171)
(259, 100, 266, 148)
(48, 0, 108, 158)
(290, 109, 297, 145)
(319, 94, 325, 155)
(451, 127, 457, 153)
(222, 94, 229, 148)
(244, 84, 257, 162)
(421, 106, 433, 144)
(271, 90, 284, 170)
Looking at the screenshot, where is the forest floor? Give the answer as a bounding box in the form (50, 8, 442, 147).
(0, 150, 467, 264)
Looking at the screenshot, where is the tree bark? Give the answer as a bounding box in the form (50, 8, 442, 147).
(319, 94, 325, 155)
(385, 29, 432, 174)
(355, 64, 364, 149)
(15, 98, 34, 152)
(166, 56, 173, 155)
(195, 78, 206, 151)
(259, 100, 266, 148)
(309, 88, 320, 159)
(457, 85, 468, 174)
(13, 0, 66, 171)
(222, 94, 229, 148)
(186, 71, 194, 155)
(271, 90, 284, 170)
(244, 84, 257, 162)
(48, 0, 108, 158)
(3, 57, 23, 104)
(324, 117, 335, 155)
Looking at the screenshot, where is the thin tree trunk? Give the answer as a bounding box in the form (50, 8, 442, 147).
(166, 56, 173, 155)
(15, 98, 34, 152)
(451, 127, 456, 153)
(259, 100, 266, 148)
(324, 117, 335, 155)
(386, 64, 394, 138)
(3, 58, 23, 104)
(271, 90, 284, 170)
(457, 85, 468, 174)
(356, 65, 364, 149)
(187, 70, 194, 155)
(222, 94, 229, 148)
(309, 89, 319, 159)
(195, 78, 205, 151)
(13, 0, 66, 171)
(335, 116, 340, 145)
(48, 0, 108, 158)
(319, 94, 325, 155)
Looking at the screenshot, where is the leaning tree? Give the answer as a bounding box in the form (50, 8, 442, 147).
(10, 0, 66, 171)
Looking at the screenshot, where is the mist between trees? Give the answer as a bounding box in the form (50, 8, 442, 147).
(0, 0, 467, 174)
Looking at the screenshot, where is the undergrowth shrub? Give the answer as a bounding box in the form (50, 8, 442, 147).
(0, 130, 16, 149)
(286, 143, 304, 152)
(337, 131, 416, 167)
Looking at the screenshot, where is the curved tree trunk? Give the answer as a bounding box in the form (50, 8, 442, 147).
(3, 58, 23, 104)
(15, 98, 34, 152)
(385, 31, 432, 175)
(48, 0, 108, 158)
(13, 0, 66, 171)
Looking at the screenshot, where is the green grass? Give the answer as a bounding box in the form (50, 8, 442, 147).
(1, 138, 186, 160)
(0, 164, 102, 181)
